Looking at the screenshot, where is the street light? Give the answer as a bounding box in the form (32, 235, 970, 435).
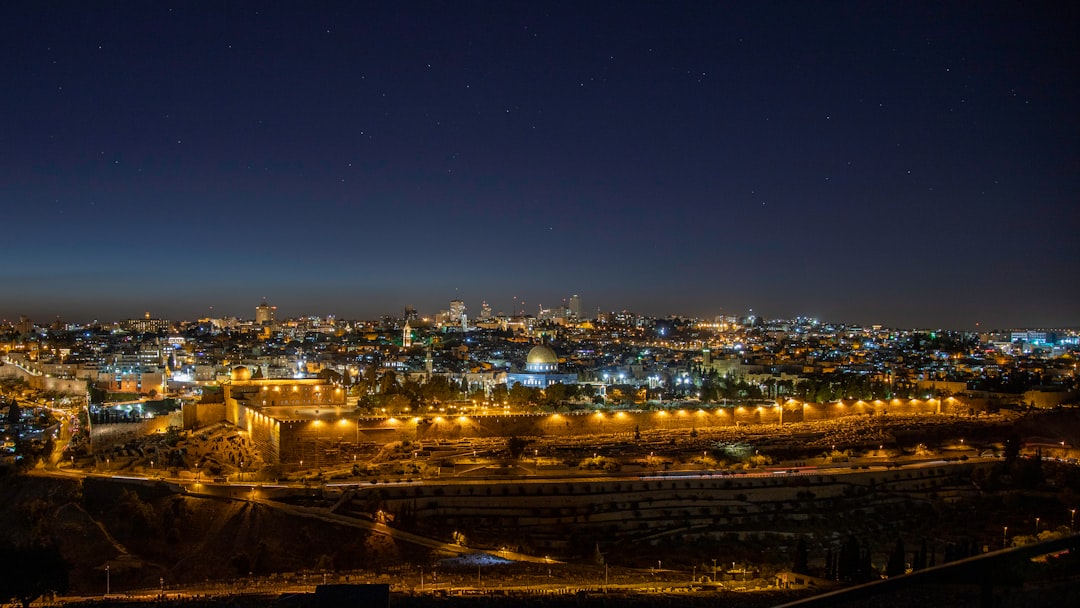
(1035, 517, 1040, 535)
(1071, 509, 1076, 532)
(1003, 526, 1008, 549)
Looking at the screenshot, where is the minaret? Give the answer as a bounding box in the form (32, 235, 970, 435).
(403, 321, 412, 348)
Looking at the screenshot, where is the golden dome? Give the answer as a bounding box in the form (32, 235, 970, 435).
(526, 345, 559, 365)
(231, 365, 252, 382)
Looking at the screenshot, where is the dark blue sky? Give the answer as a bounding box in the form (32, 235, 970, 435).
(3, 1, 1078, 329)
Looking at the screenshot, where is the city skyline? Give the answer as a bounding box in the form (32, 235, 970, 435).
(5, 292, 1078, 332)
(3, 2, 1078, 329)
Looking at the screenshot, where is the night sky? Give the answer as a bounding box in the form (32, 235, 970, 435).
(3, 2, 1078, 329)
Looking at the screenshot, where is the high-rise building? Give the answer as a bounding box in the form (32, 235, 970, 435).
(479, 301, 493, 321)
(449, 299, 467, 331)
(255, 300, 276, 325)
(569, 294, 582, 319)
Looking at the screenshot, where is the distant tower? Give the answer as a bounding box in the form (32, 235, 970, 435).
(403, 321, 412, 348)
(255, 299, 276, 325)
(425, 343, 434, 375)
(479, 301, 493, 321)
(449, 299, 467, 332)
(569, 294, 582, 319)
(703, 345, 712, 367)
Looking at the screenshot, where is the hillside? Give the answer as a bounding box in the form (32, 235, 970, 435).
(0, 473, 428, 594)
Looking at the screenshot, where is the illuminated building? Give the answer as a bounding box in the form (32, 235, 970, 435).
(255, 300, 276, 325)
(504, 345, 577, 389)
(184, 365, 349, 463)
(121, 312, 171, 333)
(449, 299, 467, 331)
(568, 294, 582, 319)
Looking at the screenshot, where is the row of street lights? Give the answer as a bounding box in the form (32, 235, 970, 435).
(1003, 508, 1078, 550)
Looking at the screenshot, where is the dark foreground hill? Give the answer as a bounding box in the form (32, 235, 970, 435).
(0, 473, 427, 594)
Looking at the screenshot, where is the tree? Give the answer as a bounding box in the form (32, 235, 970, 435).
(543, 382, 569, 406)
(508, 382, 536, 407)
(791, 537, 810, 575)
(5, 399, 19, 426)
(0, 542, 70, 608)
(381, 394, 412, 415)
(885, 537, 906, 577)
(506, 436, 529, 460)
(378, 370, 400, 395)
(420, 376, 453, 403)
(86, 380, 108, 405)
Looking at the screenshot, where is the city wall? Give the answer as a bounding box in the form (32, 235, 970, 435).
(90, 412, 181, 451)
(269, 397, 973, 463)
(0, 360, 88, 395)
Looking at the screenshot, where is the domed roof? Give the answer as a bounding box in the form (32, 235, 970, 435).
(231, 365, 252, 382)
(526, 345, 559, 365)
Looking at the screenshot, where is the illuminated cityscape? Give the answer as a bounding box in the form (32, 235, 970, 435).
(2, 1, 1079, 606)
(2, 303, 1080, 606)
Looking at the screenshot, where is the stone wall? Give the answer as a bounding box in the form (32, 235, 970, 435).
(0, 360, 87, 394)
(90, 412, 181, 451)
(267, 397, 976, 463)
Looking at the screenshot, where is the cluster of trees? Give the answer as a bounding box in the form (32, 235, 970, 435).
(801, 534, 985, 583)
(794, 373, 895, 402)
(502, 382, 599, 408)
(824, 535, 875, 583)
(354, 371, 481, 413)
(354, 369, 601, 413)
(885, 538, 938, 577)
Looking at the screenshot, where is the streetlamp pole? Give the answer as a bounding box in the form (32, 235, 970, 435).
(106, 565, 110, 595)
(1071, 509, 1076, 532)
(1003, 526, 1008, 549)
(712, 558, 717, 581)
